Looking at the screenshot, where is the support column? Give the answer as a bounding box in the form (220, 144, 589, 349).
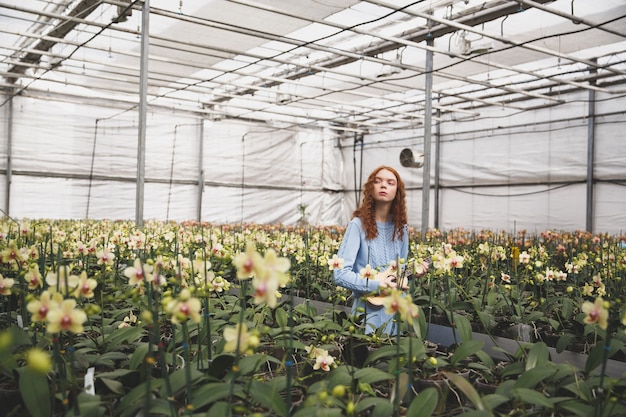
(136, 0, 150, 226)
(433, 101, 441, 230)
(5, 91, 13, 217)
(585, 59, 597, 233)
(421, 27, 434, 236)
(197, 120, 204, 221)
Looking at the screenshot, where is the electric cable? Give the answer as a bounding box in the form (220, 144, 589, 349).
(85, 118, 100, 219)
(449, 183, 571, 198)
(166, 124, 179, 222)
(0, 0, 142, 109)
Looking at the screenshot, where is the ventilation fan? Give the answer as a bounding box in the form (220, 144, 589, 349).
(399, 148, 424, 168)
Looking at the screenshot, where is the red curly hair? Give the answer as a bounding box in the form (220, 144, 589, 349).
(353, 165, 407, 241)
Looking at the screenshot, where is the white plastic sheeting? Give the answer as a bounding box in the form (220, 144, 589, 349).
(2, 0, 624, 130)
(1, 88, 625, 234)
(348, 90, 626, 234)
(1, 92, 344, 225)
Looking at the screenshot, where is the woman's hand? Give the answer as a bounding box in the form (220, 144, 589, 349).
(375, 267, 395, 288)
(376, 269, 409, 290)
(378, 274, 398, 289)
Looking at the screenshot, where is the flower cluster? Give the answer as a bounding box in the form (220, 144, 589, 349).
(164, 288, 202, 324)
(223, 323, 260, 355)
(233, 243, 291, 308)
(382, 288, 419, 324)
(305, 345, 335, 372)
(27, 290, 88, 334)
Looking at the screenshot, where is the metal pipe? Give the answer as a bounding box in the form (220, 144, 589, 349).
(586, 59, 597, 233)
(225, 0, 605, 102)
(197, 120, 204, 222)
(421, 27, 434, 236)
(5, 168, 620, 192)
(8, 0, 569, 109)
(2, 0, 623, 127)
(434, 99, 441, 230)
(5, 89, 13, 216)
(135, 0, 149, 226)
(3, 0, 101, 83)
(517, 0, 626, 38)
(367, 0, 626, 78)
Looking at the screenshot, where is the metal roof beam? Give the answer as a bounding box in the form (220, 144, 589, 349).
(4, 0, 103, 83)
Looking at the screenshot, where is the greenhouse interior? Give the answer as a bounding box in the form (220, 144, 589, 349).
(1, 0, 625, 416)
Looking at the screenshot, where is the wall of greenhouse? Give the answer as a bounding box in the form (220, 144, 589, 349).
(339, 90, 626, 235)
(1, 88, 625, 234)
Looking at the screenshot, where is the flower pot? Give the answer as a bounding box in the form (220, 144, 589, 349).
(416, 369, 470, 408)
(473, 376, 498, 394)
(507, 323, 535, 342)
(0, 381, 22, 414)
(424, 339, 439, 354)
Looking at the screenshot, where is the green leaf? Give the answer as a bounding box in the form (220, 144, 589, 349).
(444, 371, 485, 410)
(72, 393, 107, 417)
(451, 339, 484, 366)
(354, 397, 383, 414)
(163, 367, 205, 397)
(399, 336, 426, 357)
(94, 351, 128, 368)
(206, 353, 235, 378)
(515, 367, 555, 389)
(584, 343, 607, 375)
(294, 301, 318, 317)
(364, 345, 404, 365)
(105, 326, 145, 348)
(524, 311, 544, 322)
(486, 291, 498, 307)
(512, 387, 554, 408)
(413, 307, 426, 338)
(238, 353, 270, 375)
(561, 379, 592, 402)
(17, 368, 51, 417)
(406, 387, 439, 417)
(115, 379, 164, 417)
(453, 412, 493, 417)
(358, 382, 376, 396)
(474, 349, 495, 369)
(191, 382, 243, 410)
(555, 333, 575, 353)
(477, 311, 494, 331)
(207, 401, 232, 417)
(96, 368, 134, 380)
(482, 393, 511, 410)
(354, 367, 394, 384)
(525, 342, 549, 371)
(292, 406, 343, 417)
(370, 397, 394, 417)
(452, 313, 473, 342)
(391, 372, 409, 405)
(248, 380, 288, 417)
(148, 398, 175, 416)
(128, 342, 150, 370)
(275, 308, 288, 328)
(561, 298, 573, 321)
(327, 366, 353, 388)
(556, 400, 595, 417)
(500, 361, 524, 378)
(99, 377, 125, 395)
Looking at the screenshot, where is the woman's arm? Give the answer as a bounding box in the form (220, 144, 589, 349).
(333, 221, 383, 294)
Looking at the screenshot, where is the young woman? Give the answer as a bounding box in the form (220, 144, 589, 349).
(334, 165, 409, 334)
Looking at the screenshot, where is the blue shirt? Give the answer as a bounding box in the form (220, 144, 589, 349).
(334, 217, 409, 334)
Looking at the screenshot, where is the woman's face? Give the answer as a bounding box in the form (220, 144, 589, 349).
(372, 168, 397, 204)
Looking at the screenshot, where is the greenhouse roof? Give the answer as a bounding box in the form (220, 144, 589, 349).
(1, 0, 625, 133)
